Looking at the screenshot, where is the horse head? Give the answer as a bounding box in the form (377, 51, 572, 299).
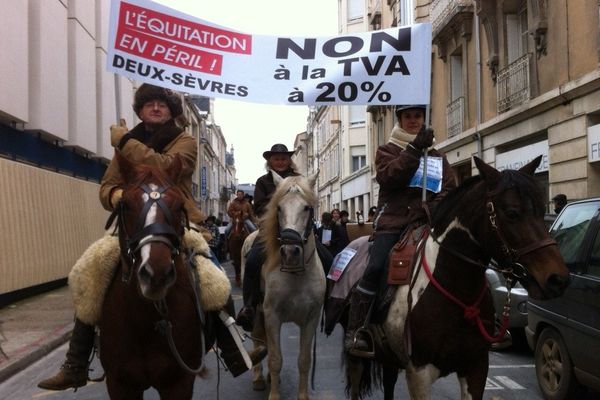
(432, 156, 569, 300)
(114, 152, 187, 301)
(262, 172, 318, 272)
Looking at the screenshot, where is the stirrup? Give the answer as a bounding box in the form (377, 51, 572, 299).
(348, 327, 375, 359)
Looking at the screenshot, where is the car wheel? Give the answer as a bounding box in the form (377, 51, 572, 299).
(534, 328, 583, 400)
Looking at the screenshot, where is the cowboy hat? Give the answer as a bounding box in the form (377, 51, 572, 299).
(262, 143, 295, 159)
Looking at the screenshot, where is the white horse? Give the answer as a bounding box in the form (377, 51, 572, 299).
(241, 173, 325, 400)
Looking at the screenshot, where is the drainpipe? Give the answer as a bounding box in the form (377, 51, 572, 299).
(474, 12, 483, 159)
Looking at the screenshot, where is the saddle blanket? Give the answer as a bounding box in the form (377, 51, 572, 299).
(69, 229, 231, 325)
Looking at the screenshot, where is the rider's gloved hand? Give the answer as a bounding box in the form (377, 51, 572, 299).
(409, 127, 434, 150)
(110, 188, 123, 209)
(110, 119, 129, 148)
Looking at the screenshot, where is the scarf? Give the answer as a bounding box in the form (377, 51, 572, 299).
(128, 119, 183, 153)
(388, 123, 415, 149)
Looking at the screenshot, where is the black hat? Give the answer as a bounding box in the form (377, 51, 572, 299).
(133, 84, 183, 118)
(395, 105, 426, 115)
(262, 143, 295, 159)
(552, 194, 567, 204)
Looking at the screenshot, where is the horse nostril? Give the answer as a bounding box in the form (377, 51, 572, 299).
(138, 264, 153, 284)
(293, 246, 301, 256)
(165, 265, 176, 285)
(547, 273, 570, 294)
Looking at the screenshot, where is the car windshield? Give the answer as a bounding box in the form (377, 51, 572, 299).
(549, 201, 600, 264)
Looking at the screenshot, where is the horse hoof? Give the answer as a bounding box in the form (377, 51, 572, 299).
(252, 379, 266, 391)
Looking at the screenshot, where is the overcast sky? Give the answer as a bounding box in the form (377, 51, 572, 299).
(153, 0, 339, 184)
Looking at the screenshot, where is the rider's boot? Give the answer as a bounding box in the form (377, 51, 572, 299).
(37, 318, 94, 390)
(216, 300, 267, 377)
(344, 289, 375, 359)
(236, 247, 262, 331)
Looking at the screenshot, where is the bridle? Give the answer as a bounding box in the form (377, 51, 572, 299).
(106, 182, 185, 283)
(277, 205, 315, 273)
(431, 192, 556, 282)
(421, 190, 557, 343)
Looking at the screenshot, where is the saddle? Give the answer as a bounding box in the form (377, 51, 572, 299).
(324, 225, 429, 366)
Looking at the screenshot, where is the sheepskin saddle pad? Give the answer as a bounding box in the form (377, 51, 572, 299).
(69, 228, 231, 325)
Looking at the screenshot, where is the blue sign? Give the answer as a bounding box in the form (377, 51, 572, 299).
(201, 166, 207, 198)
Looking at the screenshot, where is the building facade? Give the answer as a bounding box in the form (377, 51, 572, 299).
(0, 1, 236, 298)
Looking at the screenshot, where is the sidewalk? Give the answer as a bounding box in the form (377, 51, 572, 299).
(0, 285, 74, 383)
(0, 260, 241, 384)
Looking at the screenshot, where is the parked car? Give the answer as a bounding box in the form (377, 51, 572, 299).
(526, 198, 600, 399)
(485, 269, 529, 349)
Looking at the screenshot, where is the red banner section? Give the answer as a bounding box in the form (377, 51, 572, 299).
(118, 1, 252, 55)
(116, 26, 223, 74)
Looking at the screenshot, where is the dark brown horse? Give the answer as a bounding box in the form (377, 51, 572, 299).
(227, 213, 249, 286)
(99, 154, 208, 399)
(344, 156, 570, 399)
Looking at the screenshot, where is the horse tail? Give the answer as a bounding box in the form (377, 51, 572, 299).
(343, 351, 383, 399)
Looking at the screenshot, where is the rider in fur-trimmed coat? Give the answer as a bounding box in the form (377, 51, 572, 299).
(38, 84, 266, 392)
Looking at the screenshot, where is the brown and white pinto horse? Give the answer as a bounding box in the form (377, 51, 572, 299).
(99, 154, 207, 400)
(347, 156, 570, 400)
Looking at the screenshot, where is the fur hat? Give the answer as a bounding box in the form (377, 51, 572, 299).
(133, 84, 183, 118)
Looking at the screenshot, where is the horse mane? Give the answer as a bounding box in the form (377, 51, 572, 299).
(431, 168, 545, 230)
(259, 175, 317, 272)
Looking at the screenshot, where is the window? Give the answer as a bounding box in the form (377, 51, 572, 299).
(347, 0, 364, 21)
(506, 3, 528, 64)
(377, 118, 385, 147)
(450, 53, 463, 101)
(550, 202, 599, 266)
(349, 105, 365, 126)
(351, 145, 366, 172)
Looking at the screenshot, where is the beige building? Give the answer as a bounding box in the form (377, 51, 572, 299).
(0, 1, 235, 297)
(429, 0, 600, 206)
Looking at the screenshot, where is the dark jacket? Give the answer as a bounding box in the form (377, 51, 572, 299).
(373, 141, 456, 235)
(316, 222, 343, 257)
(253, 169, 300, 218)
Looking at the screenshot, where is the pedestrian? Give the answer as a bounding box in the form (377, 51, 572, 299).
(204, 215, 221, 258)
(38, 84, 265, 391)
(552, 193, 567, 214)
(338, 210, 351, 250)
(367, 206, 377, 222)
(317, 211, 343, 257)
(344, 104, 457, 358)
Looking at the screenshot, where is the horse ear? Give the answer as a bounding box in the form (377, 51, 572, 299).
(166, 154, 183, 183)
(307, 169, 319, 189)
(519, 155, 542, 176)
(473, 156, 501, 186)
(116, 151, 136, 182)
(271, 170, 284, 186)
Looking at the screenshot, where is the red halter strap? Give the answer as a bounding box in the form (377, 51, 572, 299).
(421, 250, 509, 343)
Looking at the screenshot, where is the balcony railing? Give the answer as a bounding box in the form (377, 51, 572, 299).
(446, 96, 464, 138)
(496, 53, 531, 114)
(430, 0, 472, 35)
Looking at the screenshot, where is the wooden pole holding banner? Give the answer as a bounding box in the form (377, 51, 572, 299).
(114, 74, 122, 122)
(421, 104, 430, 204)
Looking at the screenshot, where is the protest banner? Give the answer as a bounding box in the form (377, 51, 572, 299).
(107, 0, 431, 105)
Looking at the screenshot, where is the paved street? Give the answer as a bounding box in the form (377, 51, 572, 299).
(0, 260, 571, 400)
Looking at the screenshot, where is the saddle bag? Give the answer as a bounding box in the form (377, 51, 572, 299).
(387, 224, 427, 285)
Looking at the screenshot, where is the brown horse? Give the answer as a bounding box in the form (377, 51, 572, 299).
(344, 156, 570, 399)
(99, 154, 208, 399)
(227, 213, 249, 286)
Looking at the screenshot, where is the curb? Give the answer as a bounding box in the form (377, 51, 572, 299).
(0, 323, 73, 384)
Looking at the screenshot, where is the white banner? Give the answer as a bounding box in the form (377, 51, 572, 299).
(107, 0, 432, 105)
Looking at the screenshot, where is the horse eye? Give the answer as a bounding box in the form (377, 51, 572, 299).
(504, 209, 520, 220)
(304, 205, 310, 212)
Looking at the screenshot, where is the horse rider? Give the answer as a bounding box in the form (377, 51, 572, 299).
(345, 105, 457, 358)
(236, 144, 300, 329)
(38, 84, 266, 391)
(224, 189, 257, 238)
